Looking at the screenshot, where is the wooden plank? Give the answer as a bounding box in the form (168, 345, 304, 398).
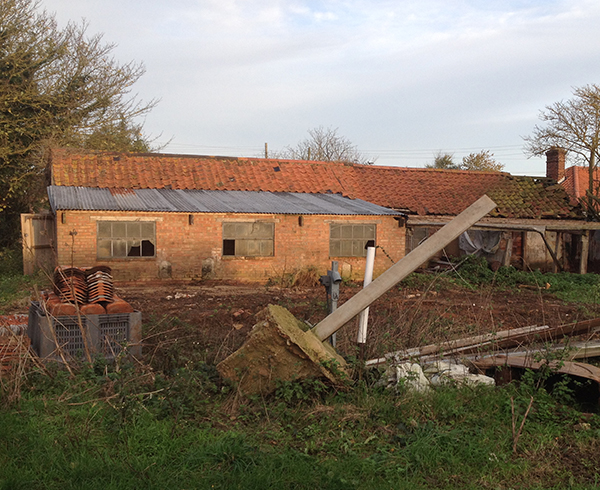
(20, 214, 34, 275)
(440, 318, 600, 358)
(503, 234, 513, 267)
(470, 355, 600, 384)
(465, 341, 600, 363)
(580, 231, 590, 274)
(366, 318, 600, 366)
(366, 324, 551, 366)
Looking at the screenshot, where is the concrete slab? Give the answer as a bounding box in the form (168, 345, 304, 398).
(217, 305, 348, 396)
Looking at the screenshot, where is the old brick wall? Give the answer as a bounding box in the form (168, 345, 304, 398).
(55, 211, 405, 282)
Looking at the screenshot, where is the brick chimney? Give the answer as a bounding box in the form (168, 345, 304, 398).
(546, 147, 566, 181)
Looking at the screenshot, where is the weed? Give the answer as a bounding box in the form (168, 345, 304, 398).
(0, 276, 44, 314)
(274, 377, 328, 405)
(266, 266, 319, 288)
(442, 255, 600, 304)
(400, 272, 440, 290)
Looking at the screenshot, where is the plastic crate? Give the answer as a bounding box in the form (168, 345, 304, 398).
(28, 302, 141, 360)
(98, 313, 130, 356)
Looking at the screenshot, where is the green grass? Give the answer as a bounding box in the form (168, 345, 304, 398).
(411, 254, 600, 304)
(2, 360, 600, 489)
(0, 247, 50, 313)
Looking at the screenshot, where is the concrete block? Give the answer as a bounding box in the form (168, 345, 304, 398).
(217, 305, 348, 396)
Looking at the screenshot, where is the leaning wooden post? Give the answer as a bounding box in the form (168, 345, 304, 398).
(312, 195, 497, 341)
(580, 231, 590, 274)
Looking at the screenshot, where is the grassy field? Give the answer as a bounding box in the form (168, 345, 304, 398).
(2, 255, 600, 489)
(2, 361, 600, 489)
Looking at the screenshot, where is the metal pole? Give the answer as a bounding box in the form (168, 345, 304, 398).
(328, 261, 339, 347)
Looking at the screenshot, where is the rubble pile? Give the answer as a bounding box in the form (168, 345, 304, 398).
(371, 318, 600, 393)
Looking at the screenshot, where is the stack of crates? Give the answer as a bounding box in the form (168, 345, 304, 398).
(28, 302, 142, 360)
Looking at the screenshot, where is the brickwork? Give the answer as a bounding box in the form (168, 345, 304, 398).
(546, 148, 566, 182)
(55, 211, 405, 282)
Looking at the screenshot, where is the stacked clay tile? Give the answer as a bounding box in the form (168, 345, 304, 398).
(44, 266, 134, 316)
(86, 266, 114, 304)
(54, 267, 88, 304)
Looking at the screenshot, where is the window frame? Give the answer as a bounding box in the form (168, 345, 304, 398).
(329, 222, 376, 258)
(96, 221, 156, 259)
(222, 221, 275, 258)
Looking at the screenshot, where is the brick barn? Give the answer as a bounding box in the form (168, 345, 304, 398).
(44, 149, 405, 282)
(27, 147, 600, 281)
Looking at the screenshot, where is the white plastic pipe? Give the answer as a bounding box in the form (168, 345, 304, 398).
(357, 246, 376, 344)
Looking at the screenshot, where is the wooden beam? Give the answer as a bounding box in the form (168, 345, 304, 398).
(312, 195, 497, 341)
(580, 230, 590, 274)
(503, 233, 513, 267)
(470, 355, 600, 384)
(366, 318, 600, 366)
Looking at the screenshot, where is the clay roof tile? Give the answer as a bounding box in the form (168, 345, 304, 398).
(48, 148, 581, 220)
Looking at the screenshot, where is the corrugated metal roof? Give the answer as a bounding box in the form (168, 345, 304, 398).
(47, 186, 402, 216)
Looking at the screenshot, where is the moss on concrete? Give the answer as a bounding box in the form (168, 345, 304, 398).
(217, 304, 348, 396)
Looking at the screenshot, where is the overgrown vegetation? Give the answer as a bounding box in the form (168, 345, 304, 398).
(403, 254, 600, 305)
(1, 357, 600, 489)
(3, 260, 600, 488)
(0, 247, 48, 313)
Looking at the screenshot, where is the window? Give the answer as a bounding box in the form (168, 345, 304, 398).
(407, 227, 430, 252)
(330, 223, 376, 257)
(97, 221, 156, 258)
(222, 222, 274, 257)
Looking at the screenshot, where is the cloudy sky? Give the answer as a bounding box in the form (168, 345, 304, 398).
(40, 0, 600, 175)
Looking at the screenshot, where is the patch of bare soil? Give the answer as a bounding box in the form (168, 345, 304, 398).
(511, 436, 600, 488)
(117, 279, 600, 368)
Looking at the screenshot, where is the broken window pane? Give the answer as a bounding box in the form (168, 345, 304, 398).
(127, 240, 141, 257)
(223, 239, 235, 256)
(222, 222, 274, 257)
(141, 240, 155, 256)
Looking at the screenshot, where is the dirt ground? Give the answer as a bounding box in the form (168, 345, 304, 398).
(116, 278, 600, 367)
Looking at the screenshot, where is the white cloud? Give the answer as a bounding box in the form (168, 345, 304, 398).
(38, 0, 600, 174)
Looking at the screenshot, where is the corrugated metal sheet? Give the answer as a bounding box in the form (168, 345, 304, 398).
(48, 186, 403, 216)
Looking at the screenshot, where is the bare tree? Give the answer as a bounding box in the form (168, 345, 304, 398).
(425, 150, 503, 171)
(461, 150, 504, 172)
(0, 0, 158, 246)
(282, 126, 374, 165)
(425, 151, 459, 169)
(524, 84, 600, 214)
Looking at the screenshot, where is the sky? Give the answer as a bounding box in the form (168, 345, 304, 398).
(39, 0, 600, 176)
